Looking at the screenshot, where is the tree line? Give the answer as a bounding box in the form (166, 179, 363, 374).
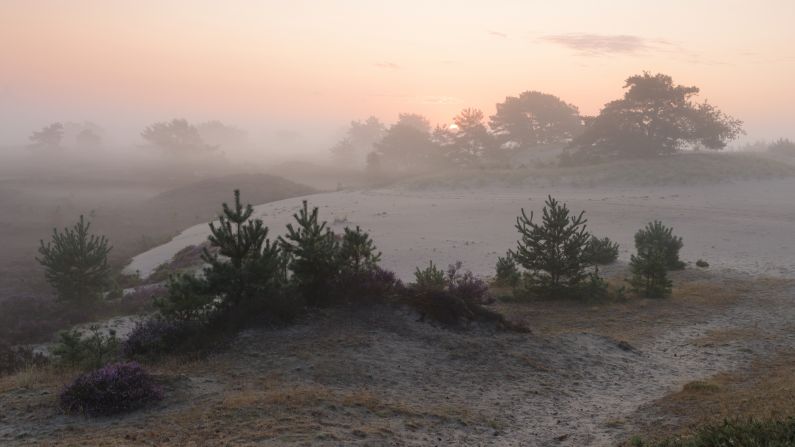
(333, 72, 745, 170)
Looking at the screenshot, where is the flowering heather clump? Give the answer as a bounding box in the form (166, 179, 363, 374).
(59, 362, 163, 416)
(336, 266, 403, 303)
(121, 319, 188, 359)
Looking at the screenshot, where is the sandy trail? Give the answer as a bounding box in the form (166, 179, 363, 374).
(126, 178, 795, 281)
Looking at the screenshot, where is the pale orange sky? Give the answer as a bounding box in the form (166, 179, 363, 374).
(1, 0, 793, 149)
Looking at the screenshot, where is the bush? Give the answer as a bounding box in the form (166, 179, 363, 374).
(36, 215, 112, 305)
(494, 254, 520, 287)
(52, 326, 120, 370)
(59, 362, 163, 417)
(696, 259, 709, 268)
(121, 319, 192, 360)
(585, 236, 620, 265)
(334, 266, 402, 304)
(413, 261, 446, 291)
(634, 221, 685, 270)
(404, 261, 525, 331)
(629, 418, 795, 446)
(446, 262, 490, 304)
(512, 196, 598, 299)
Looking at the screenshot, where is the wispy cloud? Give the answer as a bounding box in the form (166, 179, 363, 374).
(374, 62, 400, 70)
(488, 30, 507, 38)
(540, 33, 671, 56)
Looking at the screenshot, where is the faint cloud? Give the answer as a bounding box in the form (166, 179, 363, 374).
(374, 62, 400, 70)
(488, 30, 507, 38)
(540, 33, 671, 55)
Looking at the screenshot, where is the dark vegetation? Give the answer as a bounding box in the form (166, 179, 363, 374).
(59, 362, 163, 417)
(36, 215, 112, 305)
(330, 72, 744, 174)
(629, 221, 685, 298)
(629, 418, 795, 447)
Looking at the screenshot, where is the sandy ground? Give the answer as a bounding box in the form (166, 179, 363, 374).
(2, 272, 793, 446)
(127, 178, 795, 280)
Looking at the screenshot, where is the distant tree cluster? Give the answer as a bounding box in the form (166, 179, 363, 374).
(566, 73, 743, 162)
(332, 72, 743, 171)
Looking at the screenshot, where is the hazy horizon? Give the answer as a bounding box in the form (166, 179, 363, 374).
(2, 0, 794, 157)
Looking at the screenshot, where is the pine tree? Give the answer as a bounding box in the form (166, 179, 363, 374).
(629, 246, 672, 298)
(634, 220, 685, 270)
(37, 215, 112, 305)
(279, 200, 339, 305)
(203, 190, 283, 308)
(156, 190, 283, 322)
(337, 226, 381, 274)
(512, 196, 593, 298)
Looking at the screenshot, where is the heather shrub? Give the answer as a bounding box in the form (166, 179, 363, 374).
(634, 220, 685, 270)
(494, 254, 520, 287)
(413, 261, 446, 291)
(404, 261, 523, 330)
(584, 236, 620, 265)
(53, 326, 120, 370)
(59, 362, 163, 417)
(446, 262, 490, 304)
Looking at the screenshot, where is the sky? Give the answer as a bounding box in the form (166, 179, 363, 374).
(1, 0, 793, 151)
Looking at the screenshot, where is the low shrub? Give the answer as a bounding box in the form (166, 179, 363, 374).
(59, 362, 163, 417)
(404, 261, 525, 331)
(695, 259, 709, 268)
(413, 261, 446, 291)
(494, 254, 520, 287)
(52, 326, 120, 370)
(0, 342, 48, 376)
(121, 319, 192, 360)
(334, 266, 403, 304)
(585, 236, 620, 265)
(629, 418, 795, 446)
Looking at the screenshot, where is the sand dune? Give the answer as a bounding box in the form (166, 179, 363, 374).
(127, 178, 795, 281)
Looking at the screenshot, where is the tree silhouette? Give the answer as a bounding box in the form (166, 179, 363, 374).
(442, 108, 494, 166)
(330, 116, 385, 166)
(490, 91, 583, 149)
(141, 119, 216, 154)
(569, 73, 743, 160)
(29, 123, 65, 149)
(372, 114, 440, 171)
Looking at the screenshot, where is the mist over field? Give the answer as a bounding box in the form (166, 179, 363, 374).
(1, 2, 794, 446)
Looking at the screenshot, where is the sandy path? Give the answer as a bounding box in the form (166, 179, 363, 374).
(126, 178, 795, 281)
